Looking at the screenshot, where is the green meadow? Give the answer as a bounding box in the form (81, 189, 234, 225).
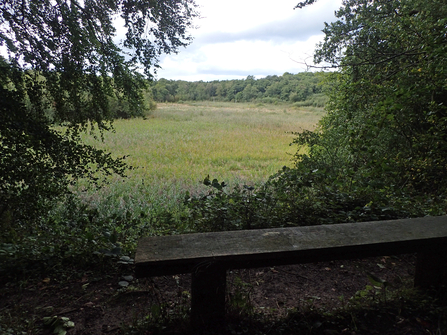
(75, 102, 324, 222)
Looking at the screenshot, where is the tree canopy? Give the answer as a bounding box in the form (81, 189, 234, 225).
(0, 0, 198, 224)
(285, 0, 447, 217)
(149, 72, 327, 104)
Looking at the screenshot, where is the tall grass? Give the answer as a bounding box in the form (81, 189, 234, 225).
(71, 102, 324, 234)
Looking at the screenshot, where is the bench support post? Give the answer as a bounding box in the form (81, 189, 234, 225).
(190, 262, 226, 329)
(414, 247, 447, 289)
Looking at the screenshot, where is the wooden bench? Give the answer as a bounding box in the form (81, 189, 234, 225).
(135, 216, 447, 328)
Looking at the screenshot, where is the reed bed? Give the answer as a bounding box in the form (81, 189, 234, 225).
(75, 102, 324, 222)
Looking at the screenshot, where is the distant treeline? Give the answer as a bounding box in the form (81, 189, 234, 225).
(149, 72, 329, 106)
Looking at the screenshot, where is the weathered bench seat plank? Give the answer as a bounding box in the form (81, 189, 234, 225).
(136, 216, 447, 277)
(135, 216, 447, 328)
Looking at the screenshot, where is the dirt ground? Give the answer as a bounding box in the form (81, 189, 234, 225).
(1, 253, 446, 334)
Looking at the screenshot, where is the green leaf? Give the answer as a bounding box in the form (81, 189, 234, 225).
(367, 272, 386, 287)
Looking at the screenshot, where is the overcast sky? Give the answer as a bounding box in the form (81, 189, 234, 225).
(155, 0, 343, 82)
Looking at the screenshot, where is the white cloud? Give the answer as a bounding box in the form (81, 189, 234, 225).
(156, 0, 343, 81)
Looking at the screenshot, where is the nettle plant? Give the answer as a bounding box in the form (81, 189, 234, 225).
(184, 176, 281, 232)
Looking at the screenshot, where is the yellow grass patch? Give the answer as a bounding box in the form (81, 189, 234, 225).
(82, 102, 323, 189)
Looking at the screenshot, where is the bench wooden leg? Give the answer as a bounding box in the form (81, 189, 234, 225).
(414, 247, 447, 289)
(190, 262, 226, 329)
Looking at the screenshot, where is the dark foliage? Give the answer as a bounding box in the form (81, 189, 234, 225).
(0, 0, 198, 228)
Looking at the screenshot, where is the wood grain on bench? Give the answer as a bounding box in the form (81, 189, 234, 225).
(135, 216, 447, 328)
(136, 216, 447, 276)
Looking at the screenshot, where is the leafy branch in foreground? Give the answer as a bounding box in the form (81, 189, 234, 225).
(291, 0, 447, 201)
(0, 0, 198, 230)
